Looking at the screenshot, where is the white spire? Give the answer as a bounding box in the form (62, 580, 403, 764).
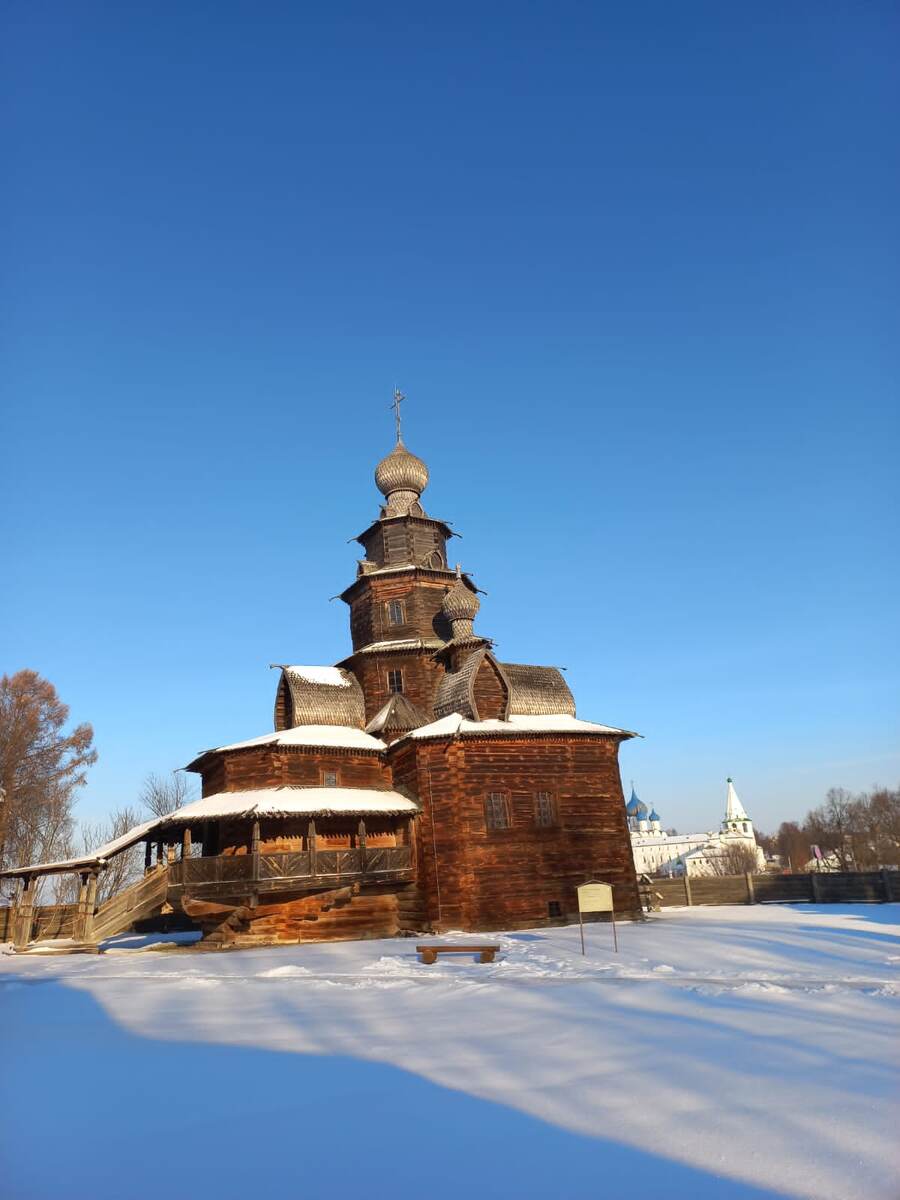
(725, 777, 749, 822)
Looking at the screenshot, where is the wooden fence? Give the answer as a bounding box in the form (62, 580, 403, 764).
(0, 903, 78, 941)
(645, 869, 897, 908)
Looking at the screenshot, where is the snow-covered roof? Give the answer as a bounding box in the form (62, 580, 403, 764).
(163, 787, 419, 821)
(197, 724, 386, 757)
(398, 713, 637, 742)
(284, 665, 351, 688)
(0, 818, 162, 878)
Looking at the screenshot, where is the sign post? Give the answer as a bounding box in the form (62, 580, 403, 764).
(576, 881, 617, 955)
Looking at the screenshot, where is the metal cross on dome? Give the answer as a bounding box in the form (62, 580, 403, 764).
(391, 387, 405, 443)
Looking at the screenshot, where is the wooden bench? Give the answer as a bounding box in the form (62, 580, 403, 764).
(416, 944, 500, 965)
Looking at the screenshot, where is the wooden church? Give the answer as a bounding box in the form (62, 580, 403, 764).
(4, 397, 641, 950)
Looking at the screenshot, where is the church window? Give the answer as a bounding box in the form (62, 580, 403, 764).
(484, 792, 511, 831)
(387, 600, 405, 626)
(321, 769, 339, 787)
(387, 669, 404, 694)
(534, 792, 556, 827)
(548, 900, 562, 918)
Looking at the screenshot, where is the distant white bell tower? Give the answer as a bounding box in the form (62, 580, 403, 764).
(722, 777, 753, 838)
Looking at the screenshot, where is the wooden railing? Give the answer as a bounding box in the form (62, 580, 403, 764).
(167, 845, 413, 891)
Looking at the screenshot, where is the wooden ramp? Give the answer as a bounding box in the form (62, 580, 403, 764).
(92, 869, 170, 942)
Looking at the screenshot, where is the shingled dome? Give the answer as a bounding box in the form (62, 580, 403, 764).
(374, 440, 429, 499)
(441, 576, 480, 621)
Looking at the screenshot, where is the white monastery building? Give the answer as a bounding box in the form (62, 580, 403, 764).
(628, 778, 766, 877)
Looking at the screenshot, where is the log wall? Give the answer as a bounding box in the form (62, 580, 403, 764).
(393, 733, 642, 931)
(191, 881, 426, 948)
(201, 746, 390, 798)
(348, 573, 452, 652)
(349, 650, 446, 723)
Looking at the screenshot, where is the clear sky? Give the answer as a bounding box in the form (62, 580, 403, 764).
(2, 2, 898, 835)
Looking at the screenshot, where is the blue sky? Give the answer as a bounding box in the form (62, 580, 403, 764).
(2, 2, 898, 834)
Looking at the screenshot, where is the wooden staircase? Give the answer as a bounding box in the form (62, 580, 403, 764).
(92, 868, 170, 942)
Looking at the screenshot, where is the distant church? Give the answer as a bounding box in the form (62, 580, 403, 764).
(4, 395, 642, 950)
(627, 779, 765, 877)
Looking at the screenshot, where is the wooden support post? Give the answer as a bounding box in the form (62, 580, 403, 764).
(82, 872, 99, 945)
(745, 872, 755, 904)
(358, 819, 367, 873)
(166, 842, 176, 866)
(156, 839, 164, 867)
(144, 840, 153, 874)
(810, 871, 822, 903)
(308, 820, 317, 877)
(7, 878, 21, 943)
(14, 875, 35, 949)
(182, 827, 192, 859)
(683, 873, 693, 906)
(74, 872, 90, 941)
(881, 868, 894, 902)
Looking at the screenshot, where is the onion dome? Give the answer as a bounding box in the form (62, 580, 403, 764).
(625, 787, 648, 819)
(442, 576, 480, 622)
(375, 440, 429, 515)
(649, 809, 660, 823)
(441, 568, 480, 641)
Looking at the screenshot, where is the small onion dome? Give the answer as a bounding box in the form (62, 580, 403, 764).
(442, 576, 480, 622)
(649, 809, 661, 822)
(374, 440, 429, 499)
(625, 788, 647, 818)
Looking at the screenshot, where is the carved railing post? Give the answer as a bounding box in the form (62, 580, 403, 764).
(308, 820, 317, 877)
(144, 840, 153, 875)
(156, 838, 164, 868)
(358, 820, 367, 874)
(250, 819, 260, 886)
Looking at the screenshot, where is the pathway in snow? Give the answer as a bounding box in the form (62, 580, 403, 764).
(2, 904, 897, 1200)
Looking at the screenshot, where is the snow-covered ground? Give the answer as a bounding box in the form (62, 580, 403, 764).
(1, 904, 897, 1199)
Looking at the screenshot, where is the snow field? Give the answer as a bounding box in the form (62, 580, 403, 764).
(1, 904, 897, 1200)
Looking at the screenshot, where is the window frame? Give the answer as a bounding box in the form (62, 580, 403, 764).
(387, 668, 404, 694)
(321, 768, 340, 788)
(484, 791, 511, 831)
(386, 599, 405, 627)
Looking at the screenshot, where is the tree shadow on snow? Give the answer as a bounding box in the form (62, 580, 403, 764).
(0, 977, 794, 1200)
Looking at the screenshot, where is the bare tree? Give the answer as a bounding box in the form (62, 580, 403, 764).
(804, 789, 857, 871)
(0, 671, 97, 900)
(140, 771, 194, 818)
(705, 841, 761, 876)
(80, 805, 145, 904)
(775, 821, 809, 873)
